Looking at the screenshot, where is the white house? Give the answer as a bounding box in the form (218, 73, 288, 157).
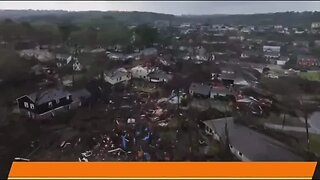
(130, 66, 156, 80)
(263, 45, 281, 60)
(276, 56, 290, 66)
(147, 70, 172, 83)
(104, 68, 131, 85)
(19, 49, 54, 62)
(312, 22, 320, 29)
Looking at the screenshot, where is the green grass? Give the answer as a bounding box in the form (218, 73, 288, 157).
(299, 72, 320, 81)
(207, 145, 220, 155)
(310, 134, 320, 155)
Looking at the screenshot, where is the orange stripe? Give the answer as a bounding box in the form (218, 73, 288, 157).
(8, 162, 316, 178)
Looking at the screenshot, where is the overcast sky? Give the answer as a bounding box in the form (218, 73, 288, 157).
(0, 1, 319, 15)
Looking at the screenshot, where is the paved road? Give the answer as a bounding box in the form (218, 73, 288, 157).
(309, 111, 320, 132)
(264, 123, 320, 134)
(264, 111, 320, 135)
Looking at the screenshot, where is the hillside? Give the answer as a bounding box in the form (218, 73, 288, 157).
(0, 10, 320, 26)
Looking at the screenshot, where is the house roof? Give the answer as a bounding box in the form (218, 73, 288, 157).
(189, 83, 212, 96)
(264, 51, 280, 57)
(147, 70, 172, 80)
(107, 53, 126, 60)
(56, 54, 70, 60)
(141, 48, 158, 55)
(242, 50, 261, 57)
(105, 68, 129, 79)
(211, 86, 232, 95)
(203, 117, 303, 161)
(297, 55, 318, 60)
(220, 71, 237, 81)
(26, 88, 71, 105)
(71, 89, 91, 100)
(219, 65, 259, 86)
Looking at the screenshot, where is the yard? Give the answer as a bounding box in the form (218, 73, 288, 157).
(258, 113, 307, 127)
(299, 71, 320, 82)
(310, 134, 320, 156)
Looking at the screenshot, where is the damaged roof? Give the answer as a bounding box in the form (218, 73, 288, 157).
(25, 88, 71, 105)
(189, 83, 212, 96)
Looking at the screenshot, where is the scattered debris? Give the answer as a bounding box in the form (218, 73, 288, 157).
(127, 118, 136, 124)
(14, 157, 30, 162)
(81, 151, 92, 158)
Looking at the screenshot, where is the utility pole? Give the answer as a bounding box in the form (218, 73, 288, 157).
(72, 46, 78, 87)
(177, 88, 180, 111)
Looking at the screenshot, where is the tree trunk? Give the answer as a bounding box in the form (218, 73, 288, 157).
(177, 88, 180, 110)
(305, 113, 310, 151)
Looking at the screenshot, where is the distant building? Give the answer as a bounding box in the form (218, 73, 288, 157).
(296, 55, 319, 68)
(276, 56, 290, 66)
(218, 66, 259, 87)
(240, 50, 260, 59)
(311, 22, 320, 29)
(141, 48, 158, 57)
(189, 83, 212, 98)
(210, 86, 234, 99)
(19, 49, 55, 62)
(229, 36, 244, 41)
(263, 45, 280, 60)
(293, 41, 309, 48)
(314, 40, 320, 47)
(154, 20, 170, 29)
(130, 65, 156, 80)
(147, 70, 172, 83)
(104, 68, 131, 85)
(107, 53, 126, 61)
(56, 55, 82, 71)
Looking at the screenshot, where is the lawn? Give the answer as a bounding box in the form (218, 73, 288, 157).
(310, 134, 320, 155)
(258, 113, 306, 127)
(299, 72, 320, 81)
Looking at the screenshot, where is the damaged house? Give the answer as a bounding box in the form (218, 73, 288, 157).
(104, 68, 131, 85)
(189, 83, 212, 98)
(147, 70, 172, 83)
(218, 66, 259, 87)
(130, 65, 157, 80)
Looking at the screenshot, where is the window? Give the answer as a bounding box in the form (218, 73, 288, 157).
(30, 104, 35, 109)
(48, 102, 53, 108)
(24, 102, 29, 108)
(238, 152, 243, 156)
(229, 145, 233, 149)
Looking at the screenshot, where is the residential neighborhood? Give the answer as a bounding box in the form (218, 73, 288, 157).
(1, 6, 320, 167)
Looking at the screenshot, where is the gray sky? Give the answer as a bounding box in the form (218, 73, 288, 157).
(0, 1, 320, 15)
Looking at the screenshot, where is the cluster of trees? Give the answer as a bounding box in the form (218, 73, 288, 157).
(0, 19, 61, 45)
(0, 17, 160, 49)
(0, 49, 36, 83)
